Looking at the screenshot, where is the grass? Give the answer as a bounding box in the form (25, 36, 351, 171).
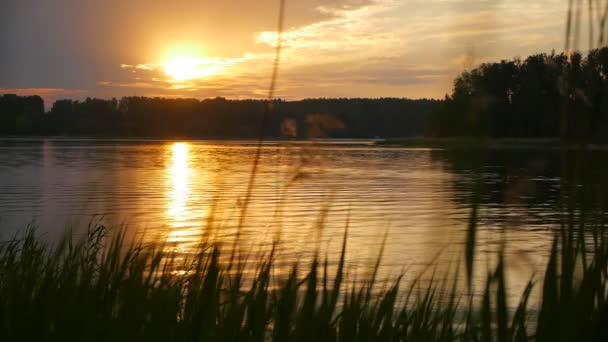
(0, 202, 606, 341)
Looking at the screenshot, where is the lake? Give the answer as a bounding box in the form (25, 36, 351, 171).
(1, 138, 604, 301)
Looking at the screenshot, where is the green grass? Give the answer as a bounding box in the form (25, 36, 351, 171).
(0, 207, 607, 341)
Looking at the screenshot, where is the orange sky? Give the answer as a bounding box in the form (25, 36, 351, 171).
(0, 0, 589, 107)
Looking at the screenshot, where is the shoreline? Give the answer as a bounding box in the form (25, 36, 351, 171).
(0, 136, 382, 146)
(2, 135, 608, 150)
(379, 137, 608, 150)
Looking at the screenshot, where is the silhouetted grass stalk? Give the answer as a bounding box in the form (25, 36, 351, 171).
(0, 206, 606, 341)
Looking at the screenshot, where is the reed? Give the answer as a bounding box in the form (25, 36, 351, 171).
(0, 198, 606, 341)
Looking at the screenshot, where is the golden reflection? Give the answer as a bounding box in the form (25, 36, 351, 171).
(166, 142, 199, 245)
(168, 142, 189, 221)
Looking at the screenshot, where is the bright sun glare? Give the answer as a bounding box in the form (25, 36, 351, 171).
(162, 56, 224, 82)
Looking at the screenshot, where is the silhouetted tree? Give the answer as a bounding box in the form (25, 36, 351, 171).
(431, 48, 608, 142)
(0, 94, 44, 135)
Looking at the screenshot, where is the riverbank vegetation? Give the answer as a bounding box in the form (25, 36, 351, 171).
(1, 199, 606, 340)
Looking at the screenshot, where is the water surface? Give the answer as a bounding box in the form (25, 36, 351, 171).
(2, 138, 600, 300)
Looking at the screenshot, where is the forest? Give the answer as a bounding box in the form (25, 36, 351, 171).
(431, 47, 608, 141)
(0, 96, 437, 139)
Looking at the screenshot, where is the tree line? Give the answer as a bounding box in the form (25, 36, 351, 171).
(4, 48, 607, 141)
(431, 47, 608, 141)
(0, 95, 438, 139)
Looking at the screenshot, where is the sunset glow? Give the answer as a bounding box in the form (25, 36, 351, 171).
(162, 56, 225, 81)
(3, 0, 581, 101)
(3, 0, 608, 338)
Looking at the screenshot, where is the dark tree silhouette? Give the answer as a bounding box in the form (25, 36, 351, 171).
(0, 95, 438, 139)
(0, 95, 44, 135)
(431, 48, 608, 142)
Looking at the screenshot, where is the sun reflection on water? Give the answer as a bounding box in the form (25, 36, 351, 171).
(166, 142, 201, 245)
(168, 143, 189, 222)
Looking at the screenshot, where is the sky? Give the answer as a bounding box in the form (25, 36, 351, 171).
(0, 0, 584, 107)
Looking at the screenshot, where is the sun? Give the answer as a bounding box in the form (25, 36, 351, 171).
(162, 56, 224, 82)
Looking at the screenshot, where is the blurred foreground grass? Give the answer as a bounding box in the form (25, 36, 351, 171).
(0, 204, 606, 341)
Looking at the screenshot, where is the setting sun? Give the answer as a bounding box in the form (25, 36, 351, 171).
(162, 56, 225, 81)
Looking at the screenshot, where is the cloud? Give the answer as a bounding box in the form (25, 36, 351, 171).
(102, 0, 416, 98)
(76, 0, 580, 100)
(255, 0, 402, 64)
